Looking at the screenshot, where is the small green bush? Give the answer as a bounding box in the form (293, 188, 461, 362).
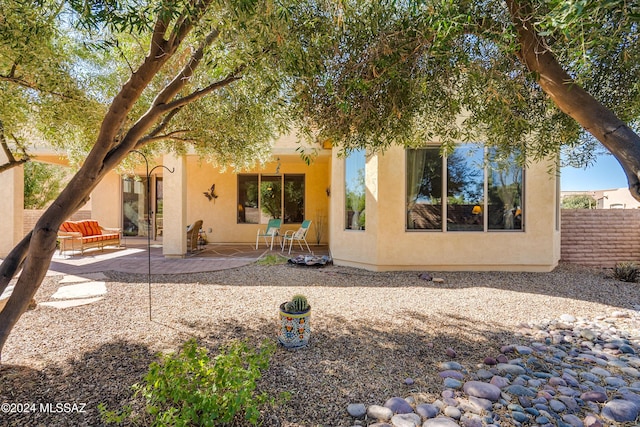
(101, 339, 276, 426)
(613, 261, 639, 282)
(256, 253, 288, 265)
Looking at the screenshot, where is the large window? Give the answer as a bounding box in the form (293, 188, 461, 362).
(237, 174, 305, 224)
(406, 144, 524, 232)
(487, 148, 523, 230)
(345, 149, 366, 230)
(407, 148, 442, 229)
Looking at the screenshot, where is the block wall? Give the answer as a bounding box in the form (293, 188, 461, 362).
(23, 209, 92, 236)
(561, 209, 640, 267)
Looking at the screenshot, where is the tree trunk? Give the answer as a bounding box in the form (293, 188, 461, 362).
(0, 5, 233, 358)
(507, 0, 640, 202)
(0, 25, 180, 360)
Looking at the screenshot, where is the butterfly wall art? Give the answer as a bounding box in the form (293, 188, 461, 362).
(203, 184, 218, 203)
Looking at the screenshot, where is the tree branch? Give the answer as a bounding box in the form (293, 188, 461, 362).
(152, 27, 221, 107)
(0, 75, 82, 101)
(162, 69, 244, 112)
(138, 130, 195, 145)
(0, 122, 30, 173)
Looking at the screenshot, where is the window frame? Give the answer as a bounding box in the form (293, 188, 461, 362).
(405, 145, 525, 233)
(237, 174, 305, 225)
(345, 149, 366, 231)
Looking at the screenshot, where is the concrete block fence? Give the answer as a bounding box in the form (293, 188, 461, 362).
(23, 209, 91, 236)
(561, 209, 640, 267)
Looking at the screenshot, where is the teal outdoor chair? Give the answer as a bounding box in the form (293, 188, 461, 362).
(256, 218, 282, 250)
(281, 220, 312, 254)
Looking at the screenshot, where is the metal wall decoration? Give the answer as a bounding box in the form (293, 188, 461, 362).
(203, 183, 218, 202)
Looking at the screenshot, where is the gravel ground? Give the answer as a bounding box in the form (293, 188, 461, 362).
(1, 262, 639, 426)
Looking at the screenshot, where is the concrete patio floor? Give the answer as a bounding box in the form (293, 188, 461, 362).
(46, 237, 330, 276)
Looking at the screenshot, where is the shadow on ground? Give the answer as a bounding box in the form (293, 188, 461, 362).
(1, 313, 531, 427)
(109, 262, 640, 312)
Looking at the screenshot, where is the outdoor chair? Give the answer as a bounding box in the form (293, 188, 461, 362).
(186, 219, 203, 253)
(281, 220, 312, 254)
(256, 218, 282, 250)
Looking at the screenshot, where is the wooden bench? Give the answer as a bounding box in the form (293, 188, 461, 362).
(58, 220, 121, 255)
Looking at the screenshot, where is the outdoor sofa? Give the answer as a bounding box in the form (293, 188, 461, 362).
(58, 220, 121, 255)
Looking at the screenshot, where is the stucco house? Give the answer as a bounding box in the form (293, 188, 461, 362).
(0, 134, 561, 271)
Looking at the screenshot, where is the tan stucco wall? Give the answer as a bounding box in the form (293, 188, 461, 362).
(330, 146, 561, 272)
(0, 161, 24, 257)
(183, 154, 331, 244)
(92, 173, 122, 228)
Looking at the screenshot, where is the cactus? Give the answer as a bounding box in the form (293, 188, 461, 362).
(284, 294, 309, 313)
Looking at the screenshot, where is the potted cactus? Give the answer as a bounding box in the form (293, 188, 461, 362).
(278, 294, 311, 348)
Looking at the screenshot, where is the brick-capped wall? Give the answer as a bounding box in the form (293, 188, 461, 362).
(561, 209, 640, 267)
(23, 209, 92, 236)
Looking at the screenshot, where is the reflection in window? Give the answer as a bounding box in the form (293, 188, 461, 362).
(447, 144, 484, 231)
(405, 145, 524, 232)
(260, 175, 282, 224)
(487, 149, 523, 230)
(284, 175, 305, 223)
(238, 175, 259, 224)
(345, 149, 366, 230)
(406, 148, 442, 229)
(122, 176, 148, 236)
(237, 174, 305, 224)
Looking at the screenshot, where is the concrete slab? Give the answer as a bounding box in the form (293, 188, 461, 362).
(40, 297, 104, 308)
(51, 282, 107, 299)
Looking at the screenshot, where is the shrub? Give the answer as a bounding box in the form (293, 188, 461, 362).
(613, 261, 639, 282)
(101, 339, 276, 426)
(256, 253, 288, 265)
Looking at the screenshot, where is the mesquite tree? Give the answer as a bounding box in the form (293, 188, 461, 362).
(0, 1, 103, 172)
(290, 1, 640, 200)
(0, 0, 308, 356)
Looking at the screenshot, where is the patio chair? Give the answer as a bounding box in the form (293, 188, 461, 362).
(256, 218, 282, 250)
(281, 220, 312, 254)
(186, 219, 203, 252)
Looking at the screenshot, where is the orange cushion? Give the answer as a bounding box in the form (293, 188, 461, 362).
(76, 221, 91, 236)
(63, 222, 81, 233)
(86, 220, 103, 236)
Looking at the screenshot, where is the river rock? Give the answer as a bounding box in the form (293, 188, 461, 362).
(347, 403, 367, 418)
(384, 397, 414, 414)
(601, 399, 639, 422)
(368, 405, 393, 421)
(463, 381, 501, 401)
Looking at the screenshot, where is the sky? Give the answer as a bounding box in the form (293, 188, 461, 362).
(560, 153, 628, 191)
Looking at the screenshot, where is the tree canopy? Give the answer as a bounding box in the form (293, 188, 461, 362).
(2, 0, 640, 356)
(287, 0, 640, 199)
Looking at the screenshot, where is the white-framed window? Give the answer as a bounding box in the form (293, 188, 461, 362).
(406, 144, 524, 232)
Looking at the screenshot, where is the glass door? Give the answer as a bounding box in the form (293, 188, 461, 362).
(122, 176, 149, 237)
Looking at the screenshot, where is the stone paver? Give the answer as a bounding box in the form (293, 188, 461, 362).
(50, 282, 107, 299)
(40, 297, 104, 309)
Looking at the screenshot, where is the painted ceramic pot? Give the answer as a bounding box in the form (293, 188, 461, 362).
(278, 303, 311, 348)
